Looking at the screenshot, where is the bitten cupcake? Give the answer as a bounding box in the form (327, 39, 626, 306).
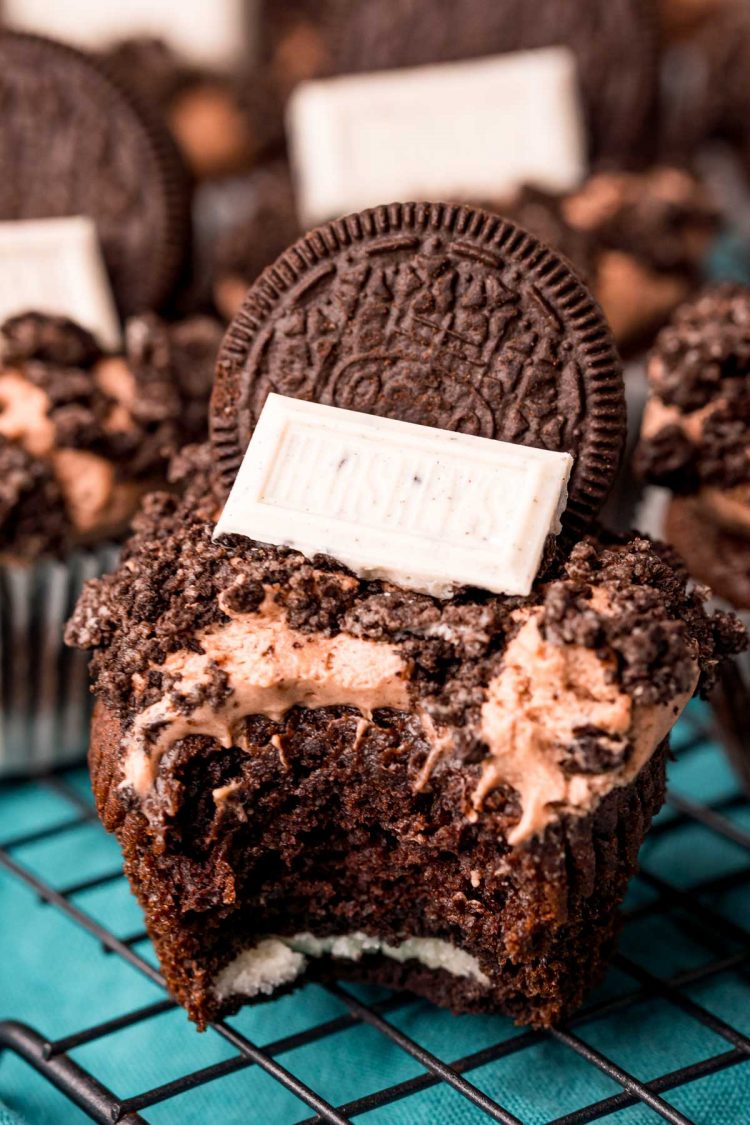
(68, 204, 743, 1029)
(0, 310, 222, 775)
(636, 283, 750, 785)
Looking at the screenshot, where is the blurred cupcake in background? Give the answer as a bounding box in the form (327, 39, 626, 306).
(486, 167, 720, 356)
(635, 283, 750, 786)
(0, 310, 222, 776)
(0, 30, 226, 775)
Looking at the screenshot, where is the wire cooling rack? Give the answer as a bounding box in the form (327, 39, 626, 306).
(1, 706, 749, 1124)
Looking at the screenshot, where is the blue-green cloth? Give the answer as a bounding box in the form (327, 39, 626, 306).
(1, 704, 749, 1124)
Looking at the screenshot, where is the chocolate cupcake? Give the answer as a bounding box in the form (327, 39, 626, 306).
(0, 311, 222, 775)
(68, 204, 742, 1028)
(636, 283, 750, 784)
(489, 167, 719, 353)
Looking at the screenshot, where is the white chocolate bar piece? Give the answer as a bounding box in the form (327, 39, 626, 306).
(3, 0, 250, 69)
(214, 394, 572, 599)
(288, 48, 585, 227)
(0, 217, 121, 351)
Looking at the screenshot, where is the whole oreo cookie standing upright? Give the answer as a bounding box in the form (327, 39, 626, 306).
(0, 32, 191, 317)
(212, 201, 625, 543)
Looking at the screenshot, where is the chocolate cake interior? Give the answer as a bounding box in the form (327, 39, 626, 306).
(95, 700, 667, 1028)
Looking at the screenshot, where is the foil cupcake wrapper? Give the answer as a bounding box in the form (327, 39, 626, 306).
(0, 545, 119, 777)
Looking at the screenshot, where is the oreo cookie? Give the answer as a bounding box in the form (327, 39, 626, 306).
(0, 32, 191, 317)
(212, 201, 625, 541)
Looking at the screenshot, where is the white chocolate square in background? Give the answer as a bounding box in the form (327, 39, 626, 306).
(0, 217, 121, 351)
(288, 47, 586, 227)
(215, 394, 573, 599)
(2, 0, 252, 69)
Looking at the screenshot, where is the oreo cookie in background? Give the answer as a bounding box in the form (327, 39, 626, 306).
(0, 31, 192, 318)
(212, 201, 625, 544)
(258, 0, 660, 168)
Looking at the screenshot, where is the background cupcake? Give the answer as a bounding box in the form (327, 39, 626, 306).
(0, 310, 222, 775)
(636, 282, 750, 787)
(0, 31, 223, 775)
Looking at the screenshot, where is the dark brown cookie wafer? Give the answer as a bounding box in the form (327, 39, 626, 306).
(212, 201, 624, 541)
(0, 32, 191, 317)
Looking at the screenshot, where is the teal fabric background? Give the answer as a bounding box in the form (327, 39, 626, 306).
(1, 704, 749, 1123)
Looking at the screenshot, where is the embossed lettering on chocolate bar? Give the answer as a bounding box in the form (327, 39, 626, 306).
(214, 394, 572, 598)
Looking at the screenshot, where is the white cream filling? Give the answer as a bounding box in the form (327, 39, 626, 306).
(212, 931, 489, 1001)
(213, 939, 307, 1001)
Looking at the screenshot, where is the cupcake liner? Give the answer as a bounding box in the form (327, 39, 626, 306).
(0, 545, 119, 777)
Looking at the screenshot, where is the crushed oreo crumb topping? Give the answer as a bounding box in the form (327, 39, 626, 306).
(0, 312, 222, 558)
(67, 450, 744, 737)
(637, 284, 750, 493)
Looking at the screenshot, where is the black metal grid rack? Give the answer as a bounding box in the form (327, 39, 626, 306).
(1, 707, 749, 1124)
